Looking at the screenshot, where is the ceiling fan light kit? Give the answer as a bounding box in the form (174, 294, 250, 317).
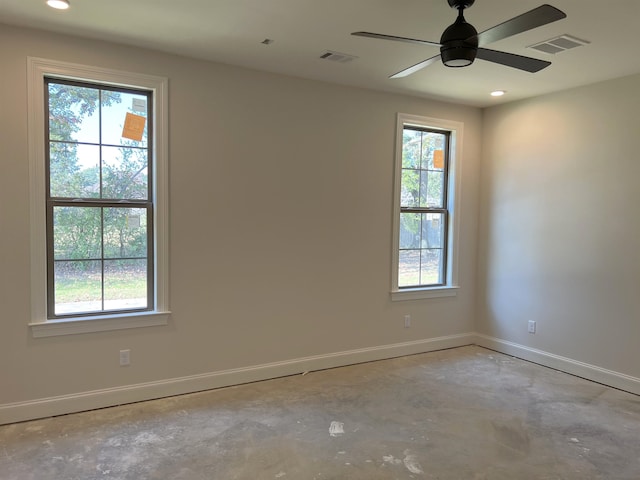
(352, 0, 566, 77)
(46, 0, 70, 10)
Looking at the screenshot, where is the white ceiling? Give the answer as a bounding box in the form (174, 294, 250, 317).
(2, 0, 639, 107)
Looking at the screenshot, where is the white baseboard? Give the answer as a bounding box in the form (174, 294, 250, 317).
(475, 333, 640, 396)
(0, 333, 474, 425)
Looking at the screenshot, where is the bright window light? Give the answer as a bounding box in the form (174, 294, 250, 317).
(47, 0, 70, 10)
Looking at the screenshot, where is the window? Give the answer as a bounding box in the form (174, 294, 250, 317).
(46, 79, 153, 317)
(28, 58, 169, 336)
(392, 114, 462, 300)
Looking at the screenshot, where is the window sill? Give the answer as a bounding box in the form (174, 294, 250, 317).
(391, 286, 458, 301)
(29, 311, 170, 338)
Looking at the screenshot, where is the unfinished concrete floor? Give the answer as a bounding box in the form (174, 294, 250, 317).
(1, 346, 639, 479)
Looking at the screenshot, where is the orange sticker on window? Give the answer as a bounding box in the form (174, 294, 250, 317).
(122, 112, 146, 141)
(433, 150, 444, 169)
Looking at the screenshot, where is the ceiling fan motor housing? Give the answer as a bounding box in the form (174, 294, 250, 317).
(440, 12, 478, 67)
(447, 0, 475, 9)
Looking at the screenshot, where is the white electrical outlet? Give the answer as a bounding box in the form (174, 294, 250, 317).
(119, 349, 131, 366)
(404, 315, 411, 328)
(528, 320, 536, 334)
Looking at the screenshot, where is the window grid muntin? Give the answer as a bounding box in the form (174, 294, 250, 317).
(399, 126, 450, 288)
(44, 78, 154, 319)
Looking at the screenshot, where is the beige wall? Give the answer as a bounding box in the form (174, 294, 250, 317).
(478, 73, 640, 379)
(0, 24, 482, 416)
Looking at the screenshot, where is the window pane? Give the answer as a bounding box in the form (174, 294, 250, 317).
(101, 92, 148, 147)
(402, 130, 421, 169)
(102, 146, 148, 200)
(417, 170, 427, 208)
(422, 213, 444, 248)
(420, 131, 446, 170)
(53, 206, 102, 260)
(49, 143, 100, 198)
(54, 260, 102, 315)
(421, 249, 443, 285)
(427, 170, 444, 207)
(104, 208, 148, 258)
(400, 169, 419, 207)
(48, 83, 99, 143)
(399, 250, 420, 287)
(420, 132, 433, 170)
(400, 213, 421, 249)
(104, 259, 148, 311)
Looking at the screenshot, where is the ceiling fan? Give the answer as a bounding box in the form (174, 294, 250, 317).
(352, 1, 566, 78)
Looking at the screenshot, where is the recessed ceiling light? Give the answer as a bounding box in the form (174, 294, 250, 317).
(47, 0, 70, 10)
(490, 90, 506, 97)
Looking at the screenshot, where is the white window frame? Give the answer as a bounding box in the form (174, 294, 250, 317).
(27, 57, 170, 337)
(391, 113, 462, 301)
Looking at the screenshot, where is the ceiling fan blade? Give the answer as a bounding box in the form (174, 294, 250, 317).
(351, 31, 441, 48)
(476, 48, 551, 72)
(476, 4, 566, 46)
(390, 54, 441, 78)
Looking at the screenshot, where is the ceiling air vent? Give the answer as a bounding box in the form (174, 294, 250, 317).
(528, 34, 590, 55)
(319, 50, 358, 63)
